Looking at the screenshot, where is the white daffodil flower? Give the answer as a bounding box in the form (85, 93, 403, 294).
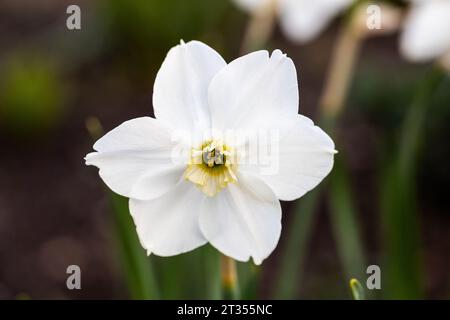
(85, 40, 336, 265)
(233, 0, 354, 43)
(400, 0, 450, 63)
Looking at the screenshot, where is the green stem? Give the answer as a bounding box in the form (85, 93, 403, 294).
(240, 0, 276, 53)
(202, 245, 221, 299)
(398, 68, 446, 177)
(221, 255, 240, 299)
(240, 264, 260, 299)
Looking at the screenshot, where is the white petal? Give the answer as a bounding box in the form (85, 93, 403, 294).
(199, 174, 281, 265)
(208, 49, 299, 132)
(129, 181, 207, 256)
(85, 117, 186, 201)
(239, 115, 335, 201)
(278, 0, 352, 43)
(232, 0, 271, 12)
(153, 40, 227, 133)
(401, 0, 450, 61)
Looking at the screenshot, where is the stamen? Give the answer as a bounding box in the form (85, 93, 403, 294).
(184, 140, 238, 196)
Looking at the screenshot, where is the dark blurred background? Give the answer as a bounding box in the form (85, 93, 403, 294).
(0, 0, 449, 299)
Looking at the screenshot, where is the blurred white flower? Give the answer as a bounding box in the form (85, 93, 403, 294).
(85, 40, 335, 264)
(233, 0, 354, 43)
(400, 0, 450, 62)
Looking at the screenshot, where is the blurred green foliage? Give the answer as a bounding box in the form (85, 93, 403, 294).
(105, 0, 231, 45)
(99, 0, 239, 76)
(152, 246, 221, 299)
(351, 65, 448, 299)
(0, 55, 66, 136)
(381, 68, 446, 299)
(353, 66, 450, 208)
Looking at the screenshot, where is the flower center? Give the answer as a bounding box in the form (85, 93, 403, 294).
(184, 140, 238, 196)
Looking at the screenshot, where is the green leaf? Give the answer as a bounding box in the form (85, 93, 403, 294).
(273, 189, 319, 299)
(109, 193, 160, 299)
(380, 67, 446, 299)
(329, 158, 367, 287)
